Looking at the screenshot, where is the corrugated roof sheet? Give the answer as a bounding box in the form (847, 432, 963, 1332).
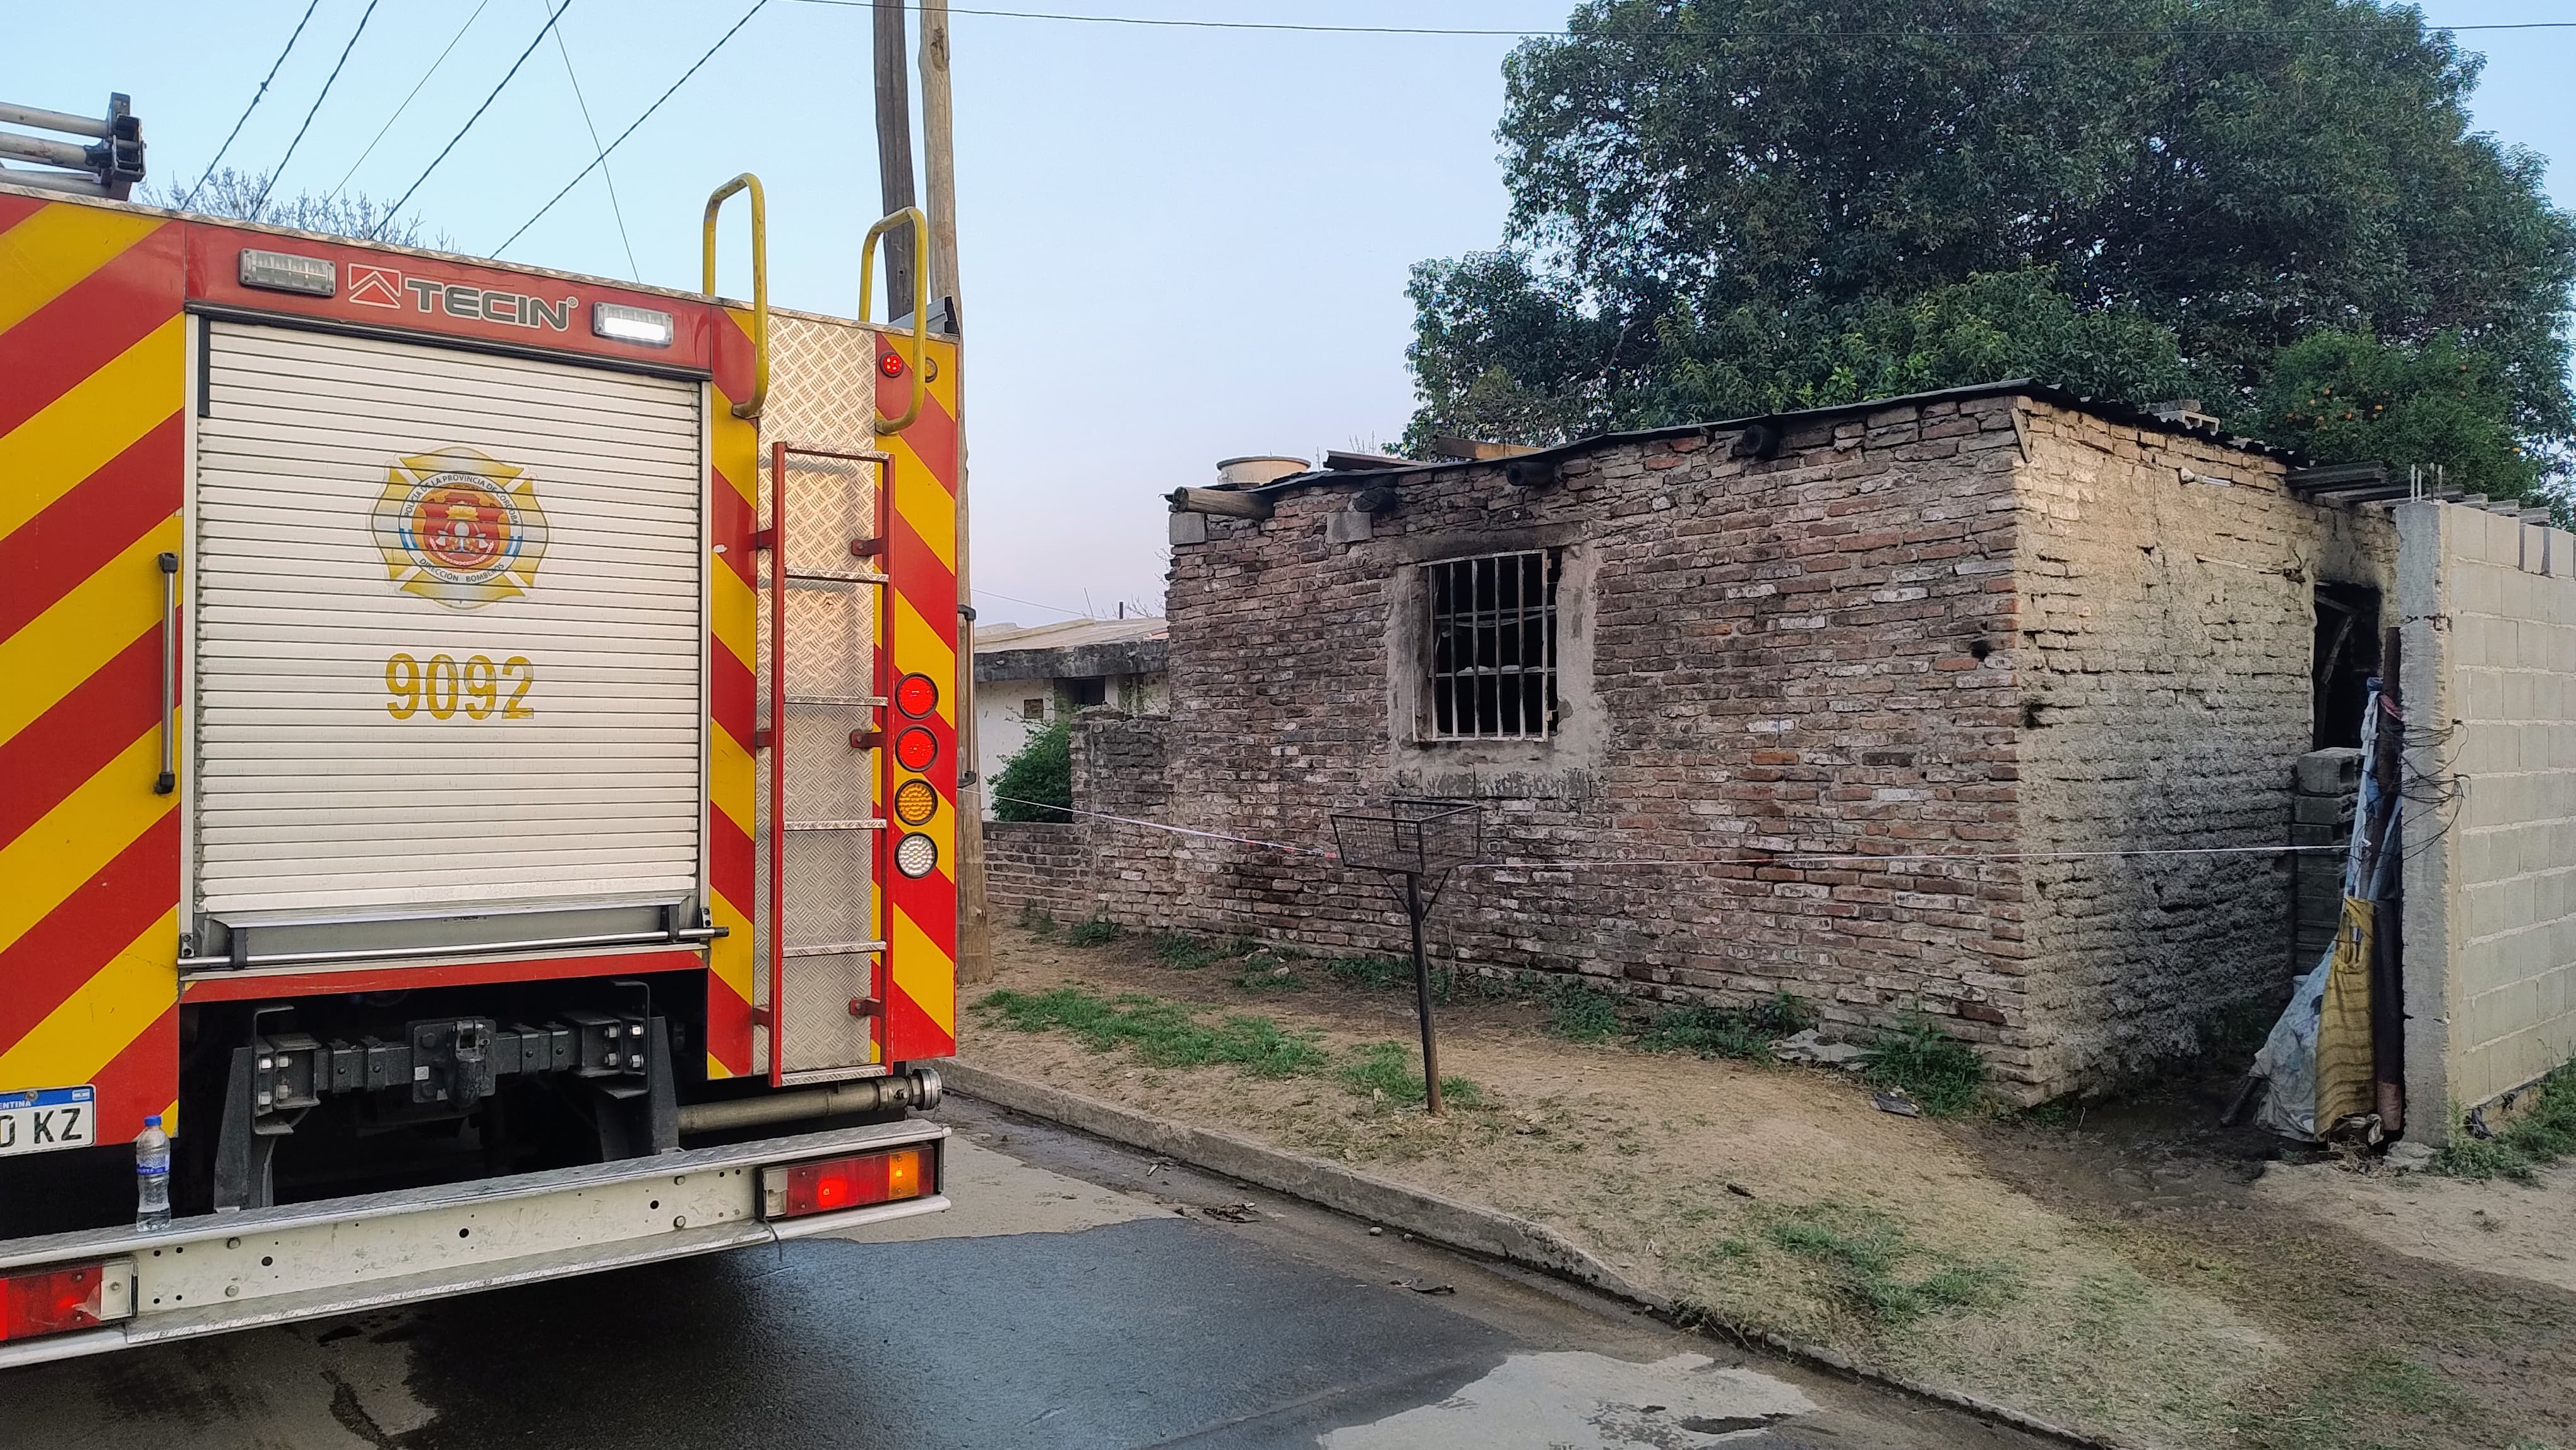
(974, 616, 1168, 653)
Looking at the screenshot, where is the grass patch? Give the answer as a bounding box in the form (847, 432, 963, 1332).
(1760, 1202, 2008, 1326)
(1864, 1012, 1986, 1117)
(1064, 917, 1123, 948)
(1543, 977, 1623, 1041)
(1337, 1041, 1484, 1108)
(2229, 1350, 2472, 1450)
(1637, 993, 1811, 1060)
(1319, 954, 1410, 991)
(1149, 932, 1242, 970)
(2435, 1060, 2576, 1181)
(972, 986, 1327, 1077)
(1229, 963, 1307, 993)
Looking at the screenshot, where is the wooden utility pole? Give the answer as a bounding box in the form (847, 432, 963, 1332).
(871, 0, 917, 321)
(917, 0, 993, 983)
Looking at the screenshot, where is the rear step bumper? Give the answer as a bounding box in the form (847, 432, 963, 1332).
(0, 1118, 947, 1368)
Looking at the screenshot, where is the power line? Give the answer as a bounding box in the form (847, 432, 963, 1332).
(783, 2, 2576, 40)
(254, 0, 383, 216)
(974, 587, 1094, 619)
(374, 0, 576, 237)
(179, 0, 324, 210)
(492, 0, 770, 256)
(329, 0, 496, 201)
(538, 3, 640, 282)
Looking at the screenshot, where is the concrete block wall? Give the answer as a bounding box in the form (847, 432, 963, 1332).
(2010, 411, 2395, 1089)
(2400, 502, 2576, 1139)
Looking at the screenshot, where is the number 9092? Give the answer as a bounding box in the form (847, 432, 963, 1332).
(386, 652, 535, 721)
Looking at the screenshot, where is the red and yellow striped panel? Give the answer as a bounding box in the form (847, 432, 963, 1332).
(0, 195, 186, 1143)
(705, 312, 761, 1078)
(876, 335, 960, 1062)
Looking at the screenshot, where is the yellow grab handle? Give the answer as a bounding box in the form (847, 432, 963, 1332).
(859, 206, 929, 435)
(702, 174, 768, 420)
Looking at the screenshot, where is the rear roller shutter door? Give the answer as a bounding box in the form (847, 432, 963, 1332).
(193, 321, 704, 938)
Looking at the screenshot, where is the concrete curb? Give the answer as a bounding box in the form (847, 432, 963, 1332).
(934, 1058, 2125, 1450)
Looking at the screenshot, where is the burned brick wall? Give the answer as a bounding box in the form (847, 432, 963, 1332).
(2010, 405, 2395, 1093)
(1033, 394, 2388, 1100)
(1143, 397, 2046, 1081)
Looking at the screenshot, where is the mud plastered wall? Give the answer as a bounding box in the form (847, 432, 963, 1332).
(2011, 405, 2395, 1094)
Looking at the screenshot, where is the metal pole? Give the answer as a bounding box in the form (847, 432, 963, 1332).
(1406, 872, 1442, 1116)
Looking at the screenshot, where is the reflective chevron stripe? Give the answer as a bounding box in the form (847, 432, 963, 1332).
(0, 201, 185, 1143)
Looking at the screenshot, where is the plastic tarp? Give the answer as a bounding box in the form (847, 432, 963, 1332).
(2250, 686, 2390, 1141)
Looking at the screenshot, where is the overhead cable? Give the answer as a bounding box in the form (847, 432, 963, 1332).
(975, 587, 1095, 620)
(329, 0, 496, 201)
(375, 0, 576, 237)
(179, 0, 324, 210)
(785, 1, 2575, 40)
(492, 0, 769, 256)
(537, 2, 640, 281)
(998, 794, 2359, 868)
(254, 0, 383, 216)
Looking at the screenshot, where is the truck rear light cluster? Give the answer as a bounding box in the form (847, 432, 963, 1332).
(760, 1147, 931, 1220)
(0, 1260, 129, 1343)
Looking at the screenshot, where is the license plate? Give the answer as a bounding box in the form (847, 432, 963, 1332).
(0, 1086, 97, 1156)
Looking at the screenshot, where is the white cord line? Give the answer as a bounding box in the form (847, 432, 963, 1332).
(986, 796, 2346, 868)
(989, 795, 1338, 857)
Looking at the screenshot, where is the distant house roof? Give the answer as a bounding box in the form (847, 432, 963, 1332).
(974, 616, 1167, 683)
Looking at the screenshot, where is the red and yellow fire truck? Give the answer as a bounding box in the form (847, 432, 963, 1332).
(0, 149, 963, 1362)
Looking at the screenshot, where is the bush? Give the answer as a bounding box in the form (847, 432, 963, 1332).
(991, 716, 1072, 822)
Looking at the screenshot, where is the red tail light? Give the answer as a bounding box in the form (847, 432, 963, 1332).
(761, 1147, 932, 1220)
(0, 1261, 125, 1342)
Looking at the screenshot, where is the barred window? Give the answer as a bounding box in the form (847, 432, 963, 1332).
(1427, 550, 1558, 740)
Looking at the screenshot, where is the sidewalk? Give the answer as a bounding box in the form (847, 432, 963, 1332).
(953, 925, 2576, 1450)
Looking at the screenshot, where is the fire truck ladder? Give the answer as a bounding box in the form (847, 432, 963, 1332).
(761, 441, 895, 1086)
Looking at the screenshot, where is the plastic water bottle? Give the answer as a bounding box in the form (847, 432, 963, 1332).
(134, 1115, 171, 1231)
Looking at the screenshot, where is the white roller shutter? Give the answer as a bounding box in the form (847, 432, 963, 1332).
(193, 321, 703, 927)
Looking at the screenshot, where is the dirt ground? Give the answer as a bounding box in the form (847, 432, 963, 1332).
(956, 926, 2576, 1450)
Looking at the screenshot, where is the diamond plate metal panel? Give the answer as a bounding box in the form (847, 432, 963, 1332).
(755, 311, 903, 1082)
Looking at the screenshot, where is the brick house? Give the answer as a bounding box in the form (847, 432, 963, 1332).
(985, 382, 2576, 1122)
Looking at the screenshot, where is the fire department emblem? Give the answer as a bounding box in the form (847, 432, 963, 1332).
(371, 446, 549, 610)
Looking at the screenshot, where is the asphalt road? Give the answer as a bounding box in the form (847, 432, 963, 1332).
(0, 1099, 2049, 1450)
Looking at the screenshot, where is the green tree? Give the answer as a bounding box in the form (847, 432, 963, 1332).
(2257, 330, 2540, 496)
(991, 716, 1073, 823)
(1407, 0, 2576, 499)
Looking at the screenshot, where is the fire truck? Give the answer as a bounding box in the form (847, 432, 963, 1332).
(0, 104, 963, 1364)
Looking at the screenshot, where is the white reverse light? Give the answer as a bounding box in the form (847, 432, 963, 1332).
(895, 833, 939, 880)
(591, 302, 674, 347)
(238, 249, 336, 297)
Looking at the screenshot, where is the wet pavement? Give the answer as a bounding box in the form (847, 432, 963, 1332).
(0, 1098, 2048, 1449)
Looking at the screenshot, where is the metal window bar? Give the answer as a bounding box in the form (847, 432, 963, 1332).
(1427, 550, 1556, 740)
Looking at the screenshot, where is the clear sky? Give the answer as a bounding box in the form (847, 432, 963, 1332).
(8, 3, 2572, 625)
